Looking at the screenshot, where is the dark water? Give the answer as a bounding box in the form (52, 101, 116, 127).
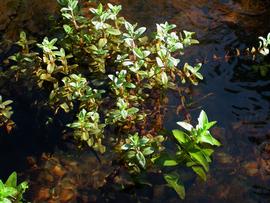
(1, 0, 270, 202)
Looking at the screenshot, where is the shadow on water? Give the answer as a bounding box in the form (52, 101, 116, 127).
(1, 0, 270, 202)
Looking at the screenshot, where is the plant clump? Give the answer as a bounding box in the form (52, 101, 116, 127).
(0, 0, 221, 199)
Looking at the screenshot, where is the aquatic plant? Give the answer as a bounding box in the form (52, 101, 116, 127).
(258, 33, 270, 56)
(0, 0, 221, 199)
(152, 110, 219, 199)
(121, 132, 160, 173)
(250, 32, 270, 76)
(0, 96, 14, 131)
(0, 172, 28, 203)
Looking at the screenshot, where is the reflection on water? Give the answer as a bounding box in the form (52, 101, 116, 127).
(1, 0, 270, 202)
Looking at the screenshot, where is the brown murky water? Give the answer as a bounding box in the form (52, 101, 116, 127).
(1, 0, 270, 202)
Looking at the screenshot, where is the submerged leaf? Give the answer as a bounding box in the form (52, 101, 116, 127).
(164, 172, 185, 199)
(189, 150, 209, 171)
(192, 166, 207, 181)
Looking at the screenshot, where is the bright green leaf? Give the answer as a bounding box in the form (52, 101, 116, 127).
(5, 172, 17, 187)
(172, 129, 188, 144)
(192, 166, 207, 181)
(107, 28, 121, 35)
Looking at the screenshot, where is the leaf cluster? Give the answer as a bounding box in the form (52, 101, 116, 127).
(121, 133, 164, 173)
(0, 172, 28, 203)
(258, 33, 270, 56)
(153, 110, 220, 199)
(0, 96, 14, 129)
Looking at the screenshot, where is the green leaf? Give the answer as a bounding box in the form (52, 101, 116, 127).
(2, 100, 13, 106)
(97, 3, 103, 15)
(161, 72, 168, 85)
(195, 72, 203, 80)
(127, 107, 139, 115)
(63, 24, 73, 34)
(204, 121, 217, 130)
(192, 166, 207, 181)
(133, 48, 144, 59)
(142, 147, 154, 156)
(156, 57, 164, 67)
(172, 130, 188, 144)
(163, 159, 179, 166)
(60, 103, 70, 112)
(199, 132, 221, 146)
(127, 150, 136, 159)
(98, 38, 107, 48)
(198, 110, 208, 129)
(81, 132, 89, 141)
(136, 151, 146, 168)
(69, 0, 78, 10)
(0, 186, 17, 197)
(124, 21, 133, 32)
(47, 63, 55, 74)
(5, 172, 17, 187)
(164, 172, 185, 199)
(107, 28, 121, 35)
(189, 150, 209, 171)
(152, 153, 179, 166)
(120, 110, 128, 119)
(121, 144, 131, 150)
(143, 50, 150, 58)
(62, 13, 72, 19)
(202, 148, 214, 157)
(2, 198, 12, 203)
(126, 83, 136, 89)
(136, 27, 146, 36)
(17, 181, 28, 193)
(0, 179, 5, 188)
(139, 137, 149, 145)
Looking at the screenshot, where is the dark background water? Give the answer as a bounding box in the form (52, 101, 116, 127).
(1, 0, 270, 202)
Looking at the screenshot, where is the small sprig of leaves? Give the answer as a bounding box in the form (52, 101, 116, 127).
(105, 98, 141, 126)
(182, 63, 203, 85)
(0, 96, 14, 129)
(7, 32, 38, 89)
(176, 110, 220, 147)
(36, 37, 77, 87)
(67, 109, 106, 153)
(121, 133, 163, 173)
(249, 33, 270, 76)
(108, 70, 136, 96)
(258, 33, 270, 56)
(153, 110, 220, 199)
(50, 74, 104, 113)
(0, 172, 28, 203)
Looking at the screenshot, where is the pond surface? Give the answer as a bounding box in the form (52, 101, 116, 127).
(1, 0, 270, 202)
